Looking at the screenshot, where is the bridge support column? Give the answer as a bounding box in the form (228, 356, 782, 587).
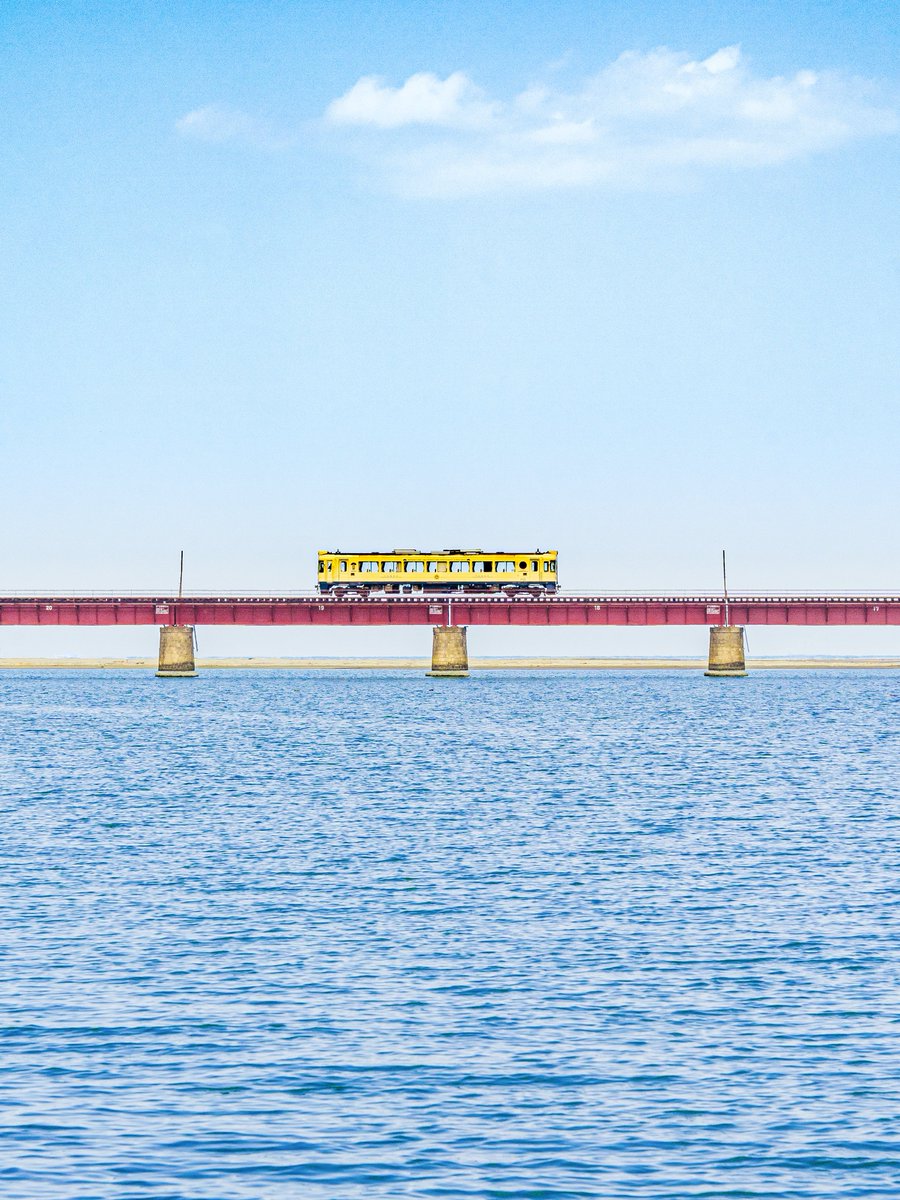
(156, 625, 198, 678)
(426, 625, 469, 677)
(704, 625, 747, 677)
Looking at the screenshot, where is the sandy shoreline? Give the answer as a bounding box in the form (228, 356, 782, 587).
(1, 657, 899, 670)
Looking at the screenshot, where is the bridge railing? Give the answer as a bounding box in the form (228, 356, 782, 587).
(1, 589, 900, 603)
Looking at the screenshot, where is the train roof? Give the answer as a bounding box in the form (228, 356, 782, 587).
(318, 548, 557, 555)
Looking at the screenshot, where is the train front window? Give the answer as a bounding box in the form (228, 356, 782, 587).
(318, 560, 325, 574)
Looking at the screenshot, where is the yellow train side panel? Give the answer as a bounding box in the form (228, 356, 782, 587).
(316, 550, 558, 589)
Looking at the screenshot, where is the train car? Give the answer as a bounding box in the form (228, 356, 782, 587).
(317, 550, 558, 595)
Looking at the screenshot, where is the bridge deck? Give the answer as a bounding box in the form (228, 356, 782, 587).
(1, 595, 899, 626)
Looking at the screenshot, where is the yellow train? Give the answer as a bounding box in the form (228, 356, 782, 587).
(317, 549, 559, 595)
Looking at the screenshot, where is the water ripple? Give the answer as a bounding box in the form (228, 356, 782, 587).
(0, 670, 898, 1197)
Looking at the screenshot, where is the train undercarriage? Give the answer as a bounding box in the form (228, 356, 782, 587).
(317, 583, 558, 598)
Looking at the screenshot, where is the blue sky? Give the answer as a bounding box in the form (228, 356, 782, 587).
(2, 1, 898, 657)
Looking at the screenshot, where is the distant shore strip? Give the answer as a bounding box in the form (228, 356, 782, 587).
(1, 657, 899, 671)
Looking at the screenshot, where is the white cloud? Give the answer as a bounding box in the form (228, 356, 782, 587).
(175, 104, 290, 149)
(323, 47, 897, 195)
(325, 71, 496, 129)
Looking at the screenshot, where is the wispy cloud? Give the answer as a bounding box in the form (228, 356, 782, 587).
(175, 104, 292, 150)
(326, 71, 496, 130)
(324, 46, 897, 195)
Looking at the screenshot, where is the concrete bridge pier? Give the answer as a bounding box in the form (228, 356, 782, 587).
(426, 625, 469, 677)
(156, 625, 198, 678)
(705, 625, 748, 677)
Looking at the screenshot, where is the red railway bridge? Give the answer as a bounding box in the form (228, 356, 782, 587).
(1, 593, 899, 627)
(3, 593, 898, 677)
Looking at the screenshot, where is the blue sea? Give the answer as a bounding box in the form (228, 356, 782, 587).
(1, 669, 898, 1198)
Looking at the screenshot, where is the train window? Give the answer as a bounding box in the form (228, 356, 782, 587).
(531, 559, 538, 570)
(496, 561, 515, 573)
(318, 560, 325, 574)
(360, 560, 378, 573)
(406, 561, 424, 573)
(427, 561, 438, 573)
(382, 561, 398, 572)
(340, 560, 347, 572)
(550, 561, 557, 572)
(543, 562, 550, 572)
(472, 562, 492, 573)
(518, 561, 527, 569)
(450, 561, 468, 573)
